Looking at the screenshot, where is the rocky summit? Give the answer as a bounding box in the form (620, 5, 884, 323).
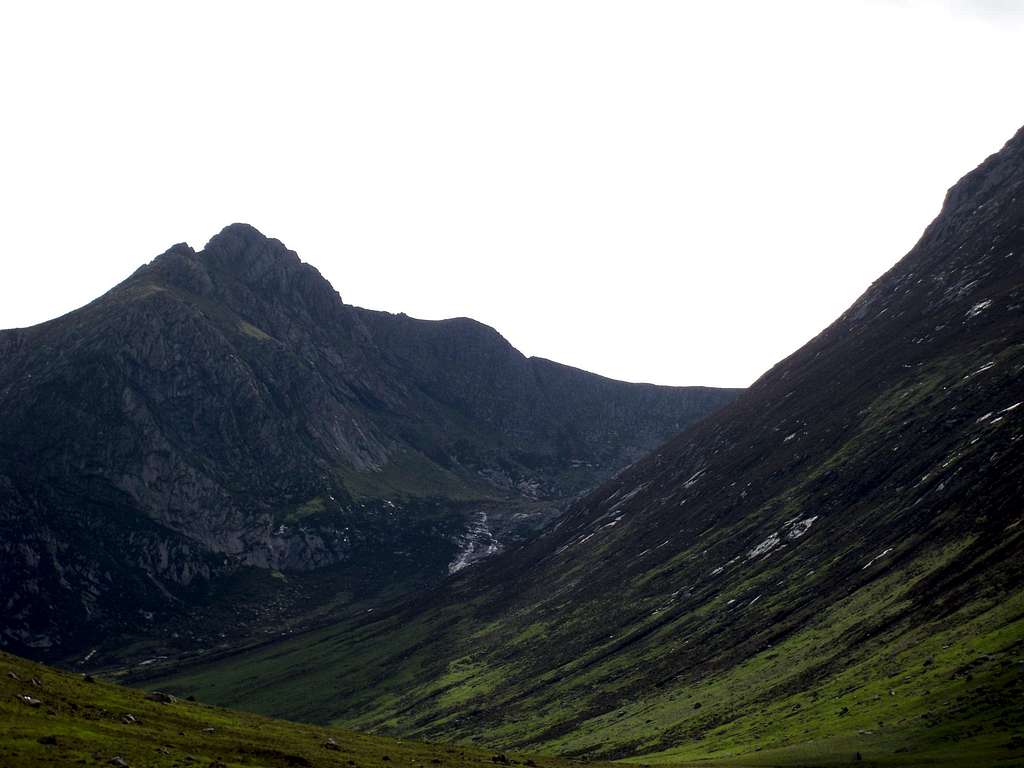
(147, 130, 1024, 765)
(0, 224, 736, 660)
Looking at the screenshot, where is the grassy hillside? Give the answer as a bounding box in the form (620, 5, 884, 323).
(0, 651, 613, 768)
(136, 537, 1024, 766)
(7, 649, 1020, 768)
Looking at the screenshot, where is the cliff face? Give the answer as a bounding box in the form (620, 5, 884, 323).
(0, 224, 737, 656)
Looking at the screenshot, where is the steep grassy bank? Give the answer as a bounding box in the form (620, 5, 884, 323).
(0, 651, 610, 768)
(140, 535, 1024, 766)
(7, 647, 1019, 768)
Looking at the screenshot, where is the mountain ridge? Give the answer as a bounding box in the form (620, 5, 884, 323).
(0, 226, 737, 660)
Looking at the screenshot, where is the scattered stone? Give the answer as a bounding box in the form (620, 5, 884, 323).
(324, 737, 341, 751)
(202, 727, 216, 733)
(145, 691, 177, 704)
(17, 694, 42, 707)
(121, 713, 138, 724)
(491, 755, 511, 765)
(37, 735, 59, 746)
(110, 758, 129, 767)
(30, 676, 43, 687)
(693, 702, 702, 710)
(210, 761, 227, 768)
(6, 671, 20, 681)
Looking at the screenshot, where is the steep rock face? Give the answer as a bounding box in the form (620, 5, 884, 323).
(0, 225, 736, 656)
(155, 129, 1024, 763)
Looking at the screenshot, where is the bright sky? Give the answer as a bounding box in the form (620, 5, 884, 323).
(1, 1, 1022, 387)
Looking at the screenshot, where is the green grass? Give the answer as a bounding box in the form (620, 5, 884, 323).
(10, 646, 1018, 768)
(556, 561, 1024, 764)
(144, 533, 1024, 767)
(285, 496, 328, 523)
(238, 320, 273, 341)
(0, 651, 624, 768)
(335, 448, 495, 502)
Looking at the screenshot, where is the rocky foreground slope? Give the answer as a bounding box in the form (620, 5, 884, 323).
(0, 224, 736, 659)
(152, 130, 1024, 765)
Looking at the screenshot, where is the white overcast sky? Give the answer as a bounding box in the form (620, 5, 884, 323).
(1, 1, 1022, 387)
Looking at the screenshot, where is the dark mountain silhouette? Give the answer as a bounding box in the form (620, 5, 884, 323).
(151, 129, 1024, 764)
(0, 224, 737, 659)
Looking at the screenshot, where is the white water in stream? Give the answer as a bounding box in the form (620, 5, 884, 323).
(448, 511, 501, 574)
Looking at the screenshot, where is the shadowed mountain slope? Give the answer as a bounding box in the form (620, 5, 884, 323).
(153, 129, 1024, 765)
(0, 224, 736, 660)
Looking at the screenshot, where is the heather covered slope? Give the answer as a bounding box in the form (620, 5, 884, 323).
(151, 129, 1024, 765)
(0, 224, 736, 659)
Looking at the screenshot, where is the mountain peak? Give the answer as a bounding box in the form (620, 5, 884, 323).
(203, 222, 285, 257)
(935, 122, 1024, 221)
(201, 222, 302, 278)
(207, 221, 267, 243)
(136, 224, 344, 318)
